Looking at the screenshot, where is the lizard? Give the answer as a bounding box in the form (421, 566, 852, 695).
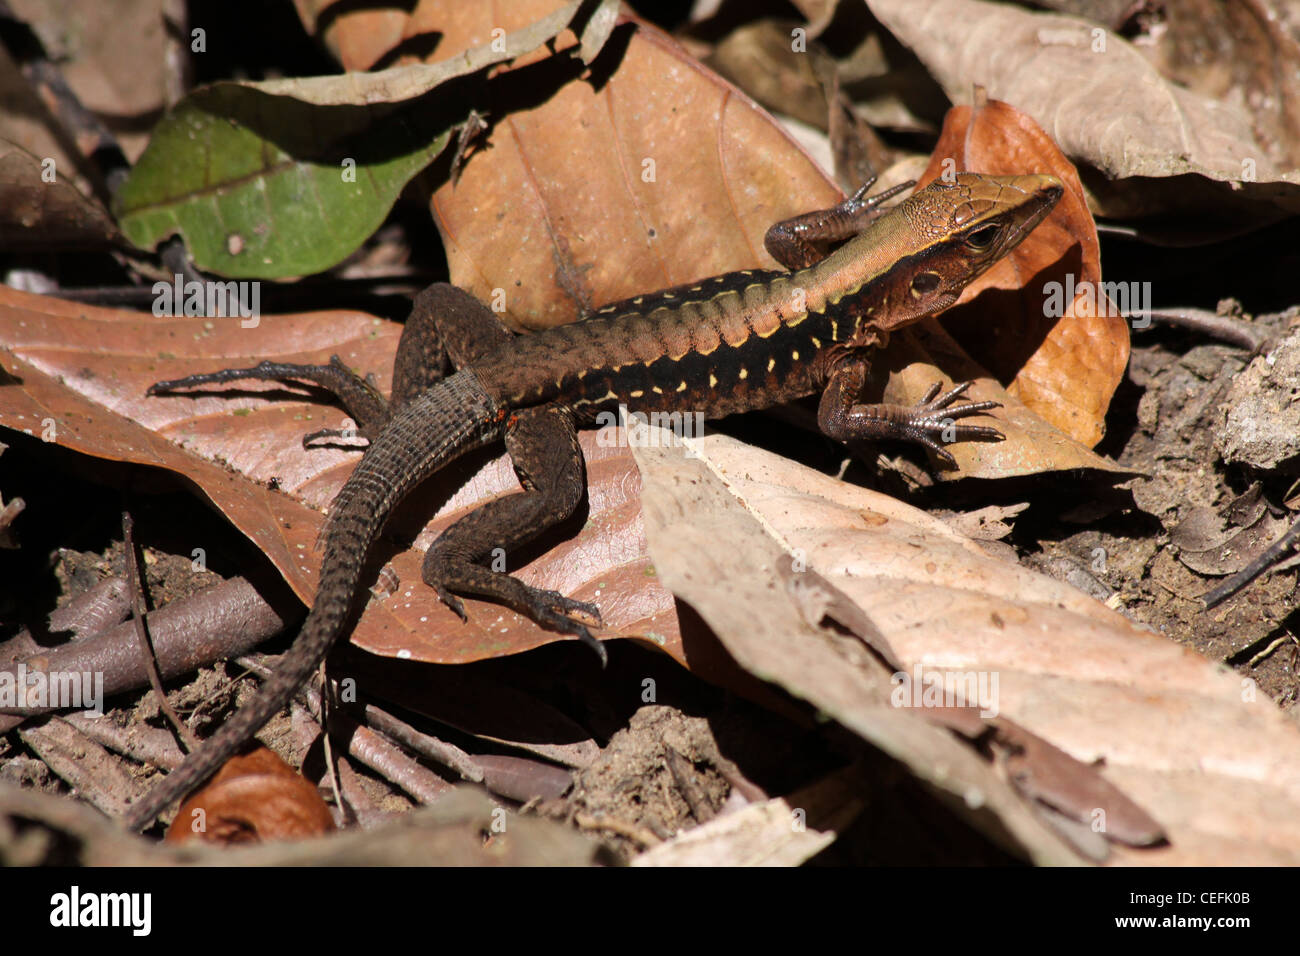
(126, 171, 1063, 830)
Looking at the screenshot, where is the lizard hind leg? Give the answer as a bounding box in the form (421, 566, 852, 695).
(148, 356, 391, 444)
(420, 402, 607, 665)
(145, 283, 514, 445)
(391, 283, 513, 406)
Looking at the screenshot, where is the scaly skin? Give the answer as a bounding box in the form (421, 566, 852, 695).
(129, 172, 1062, 830)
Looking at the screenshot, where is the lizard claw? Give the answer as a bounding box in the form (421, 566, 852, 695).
(855, 380, 1005, 468)
(433, 586, 469, 622)
(524, 589, 607, 667)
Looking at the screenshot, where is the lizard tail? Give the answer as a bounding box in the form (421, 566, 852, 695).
(123, 371, 502, 831)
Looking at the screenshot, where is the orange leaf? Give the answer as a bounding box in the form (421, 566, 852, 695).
(917, 93, 1130, 447)
(164, 747, 334, 844)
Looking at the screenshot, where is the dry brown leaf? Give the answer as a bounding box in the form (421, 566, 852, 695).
(311, 1, 848, 329)
(164, 746, 335, 845)
(0, 141, 120, 250)
(633, 434, 1084, 864)
(867, 0, 1300, 219)
(1169, 484, 1289, 578)
(1134, 0, 1300, 172)
(0, 285, 680, 665)
(635, 431, 1300, 864)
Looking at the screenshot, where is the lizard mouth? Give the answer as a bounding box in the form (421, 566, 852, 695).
(1000, 181, 1064, 254)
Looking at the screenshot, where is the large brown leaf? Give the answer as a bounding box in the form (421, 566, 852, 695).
(867, 0, 1300, 220)
(635, 432, 1300, 864)
(0, 286, 680, 664)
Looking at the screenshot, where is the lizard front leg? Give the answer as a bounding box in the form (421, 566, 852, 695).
(421, 402, 606, 663)
(817, 357, 1005, 467)
(764, 176, 915, 269)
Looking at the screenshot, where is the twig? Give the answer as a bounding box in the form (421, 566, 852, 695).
(122, 513, 198, 751)
(1142, 308, 1266, 351)
(47, 574, 130, 640)
(1202, 517, 1300, 609)
(574, 812, 663, 848)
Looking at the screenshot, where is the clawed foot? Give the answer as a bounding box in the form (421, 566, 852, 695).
(433, 584, 607, 667)
(881, 380, 1004, 467)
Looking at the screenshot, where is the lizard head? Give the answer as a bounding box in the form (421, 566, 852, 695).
(832, 172, 1064, 342)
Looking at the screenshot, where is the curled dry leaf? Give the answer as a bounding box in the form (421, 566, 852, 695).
(635, 432, 1300, 864)
(0, 286, 680, 665)
(916, 94, 1130, 450)
(779, 558, 1164, 851)
(164, 747, 335, 845)
(1169, 483, 1289, 577)
(920, 707, 1165, 847)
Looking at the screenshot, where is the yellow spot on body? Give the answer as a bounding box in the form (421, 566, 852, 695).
(767, 357, 776, 372)
(709, 374, 718, 387)
(630, 390, 644, 398)
(652, 385, 663, 394)
(676, 381, 687, 392)
(829, 319, 839, 338)
(791, 350, 800, 361)
(739, 368, 748, 380)
(632, 296, 644, 305)
(810, 337, 822, 348)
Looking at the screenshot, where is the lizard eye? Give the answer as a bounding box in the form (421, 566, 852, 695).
(965, 223, 1001, 251)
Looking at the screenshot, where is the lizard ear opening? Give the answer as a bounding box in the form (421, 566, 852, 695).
(911, 271, 942, 296)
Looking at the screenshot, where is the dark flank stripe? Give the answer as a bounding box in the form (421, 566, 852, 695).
(473, 265, 860, 418)
(568, 306, 838, 422)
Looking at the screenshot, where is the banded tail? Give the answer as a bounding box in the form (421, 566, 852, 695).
(125, 371, 502, 831)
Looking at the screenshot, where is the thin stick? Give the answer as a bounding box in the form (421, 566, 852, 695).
(122, 513, 198, 751)
(1143, 309, 1266, 351)
(1202, 518, 1300, 609)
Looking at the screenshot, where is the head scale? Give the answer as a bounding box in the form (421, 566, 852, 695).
(845, 172, 1064, 341)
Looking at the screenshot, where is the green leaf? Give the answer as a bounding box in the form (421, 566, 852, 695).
(113, 0, 621, 279)
(114, 84, 454, 279)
